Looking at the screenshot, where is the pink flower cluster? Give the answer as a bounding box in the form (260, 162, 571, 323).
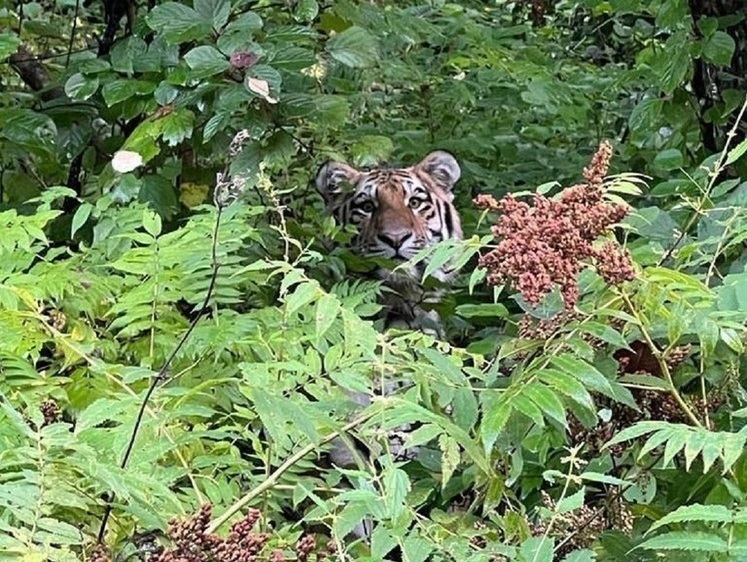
(476, 141, 635, 308)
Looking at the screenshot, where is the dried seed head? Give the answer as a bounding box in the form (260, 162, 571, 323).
(476, 141, 633, 309)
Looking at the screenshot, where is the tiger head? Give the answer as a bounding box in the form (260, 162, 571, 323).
(315, 151, 462, 286)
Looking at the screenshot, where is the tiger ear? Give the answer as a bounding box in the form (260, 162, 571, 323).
(316, 161, 361, 206)
(416, 150, 461, 193)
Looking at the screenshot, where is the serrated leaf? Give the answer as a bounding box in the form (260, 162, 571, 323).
(194, 0, 230, 29)
(480, 390, 511, 454)
(160, 109, 195, 146)
(703, 31, 735, 66)
(326, 26, 379, 68)
(725, 138, 747, 166)
(524, 383, 567, 427)
(102, 80, 155, 106)
(556, 487, 585, 514)
(184, 45, 230, 77)
(636, 531, 728, 552)
(537, 368, 595, 412)
(315, 293, 341, 340)
(285, 281, 321, 314)
(147, 3, 212, 44)
(439, 434, 460, 488)
(649, 504, 733, 533)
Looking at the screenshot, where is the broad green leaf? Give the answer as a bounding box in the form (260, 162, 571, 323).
(184, 45, 230, 77)
(102, 80, 155, 106)
(160, 109, 195, 146)
(402, 532, 433, 562)
(295, 0, 319, 22)
(326, 26, 379, 68)
(194, 0, 230, 29)
(702, 31, 735, 66)
(285, 281, 321, 314)
(147, 3, 212, 43)
(519, 536, 554, 562)
(64, 73, 99, 101)
(0, 32, 21, 59)
(653, 148, 683, 171)
(142, 209, 162, 237)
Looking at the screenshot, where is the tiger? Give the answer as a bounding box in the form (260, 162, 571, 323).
(315, 151, 463, 483)
(315, 150, 463, 333)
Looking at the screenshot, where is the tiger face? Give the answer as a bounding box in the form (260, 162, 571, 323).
(315, 151, 463, 285)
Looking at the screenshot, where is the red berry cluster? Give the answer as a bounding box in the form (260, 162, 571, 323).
(475, 141, 635, 309)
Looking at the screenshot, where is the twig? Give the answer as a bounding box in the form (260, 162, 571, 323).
(66, 0, 81, 67)
(658, 95, 747, 265)
(97, 206, 224, 542)
(206, 410, 377, 534)
(619, 291, 703, 428)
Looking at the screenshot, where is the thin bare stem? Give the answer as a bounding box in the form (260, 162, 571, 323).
(207, 411, 377, 534)
(659, 95, 747, 265)
(619, 291, 702, 428)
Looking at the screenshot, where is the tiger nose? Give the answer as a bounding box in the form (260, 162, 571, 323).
(378, 231, 412, 249)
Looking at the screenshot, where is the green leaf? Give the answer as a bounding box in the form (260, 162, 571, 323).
(142, 209, 162, 237)
(295, 0, 319, 22)
(102, 80, 155, 106)
(194, 0, 231, 29)
(629, 98, 663, 135)
(285, 280, 321, 314)
(653, 148, 683, 171)
(184, 45, 230, 77)
(519, 537, 554, 562)
(556, 487, 585, 514)
(71, 203, 93, 237)
(725, 138, 747, 166)
(315, 293, 341, 340)
(702, 31, 735, 66)
(455, 303, 509, 318)
(636, 531, 728, 553)
(64, 73, 100, 101)
(649, 504, 733, 532)
(480, 390, 511, 454)
(439, 434, 460, 488)
(160, 109, 195, 146)
(537, 369, 595, 412)
(402, 532, 433, 562)
(524, 383, 567, 427)
(0, 32, 21, 60)
(326, 26, 379, 68)
(147, 3, 212, 44)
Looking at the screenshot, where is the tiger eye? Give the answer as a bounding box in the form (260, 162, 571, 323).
(408, 198, 423, 209)
(359, 201, 375, 213)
